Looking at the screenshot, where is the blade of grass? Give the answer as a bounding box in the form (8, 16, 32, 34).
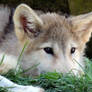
(15, 41, 29, 73)
(73, 59, 92, 80)
(0, 54, 5, 66)
(19, 63, 40, 74)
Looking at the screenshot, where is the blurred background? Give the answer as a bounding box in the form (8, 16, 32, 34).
(0, 0, 92, 58)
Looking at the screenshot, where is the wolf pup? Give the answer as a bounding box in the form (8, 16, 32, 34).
(0, 4, 92, 92)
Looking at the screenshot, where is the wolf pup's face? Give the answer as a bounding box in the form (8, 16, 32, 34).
(13, 4, 92, 75)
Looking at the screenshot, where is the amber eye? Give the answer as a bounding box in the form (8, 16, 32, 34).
(71, 47, 76, 54)
(44, 47, 54, 55)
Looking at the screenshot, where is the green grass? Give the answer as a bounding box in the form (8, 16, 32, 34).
(0, 58, 92, 92)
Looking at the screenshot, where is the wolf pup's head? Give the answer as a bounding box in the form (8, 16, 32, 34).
(13, 4, 92, 75)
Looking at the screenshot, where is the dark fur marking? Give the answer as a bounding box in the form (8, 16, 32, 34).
(20, 15, 36, 34)
(20, 15, 41, 37)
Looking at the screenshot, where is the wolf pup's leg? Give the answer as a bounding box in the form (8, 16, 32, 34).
(0, 75, 44, 92)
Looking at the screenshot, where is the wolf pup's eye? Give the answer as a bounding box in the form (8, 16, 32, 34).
(71, 47, 76, 54)
(44, 47, 54, 55)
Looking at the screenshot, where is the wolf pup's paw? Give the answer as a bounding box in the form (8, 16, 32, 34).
(10, 85, 45, 92)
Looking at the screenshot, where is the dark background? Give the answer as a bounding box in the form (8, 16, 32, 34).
(0, 0, 92, 58)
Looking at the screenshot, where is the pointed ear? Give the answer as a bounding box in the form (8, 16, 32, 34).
(71, 12, 92, 44)
(13, 4, 43, 45)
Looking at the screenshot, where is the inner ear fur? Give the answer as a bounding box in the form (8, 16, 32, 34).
(71, 12, 92, 44)
(13, 4, 43, 45)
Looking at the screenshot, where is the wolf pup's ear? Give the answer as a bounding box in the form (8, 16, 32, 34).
(13, 4, 43, 44)
(71, 12, 92, 45)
